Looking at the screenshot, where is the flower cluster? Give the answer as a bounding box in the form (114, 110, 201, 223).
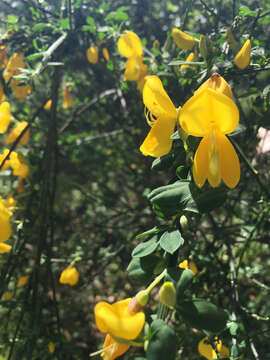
(118, 31, 148, 90)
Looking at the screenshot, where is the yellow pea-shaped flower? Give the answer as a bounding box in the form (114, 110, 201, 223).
(172, 28, 196, 50)
(234, 39, 251, 70)
(86, 45, 99, 64)
(59, 266, 79, 286)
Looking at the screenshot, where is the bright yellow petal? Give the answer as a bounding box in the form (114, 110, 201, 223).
(95, 298, 145, 340)
(0, 242, 12, 253)
(0, 102, 11, 134)
(118, 31, 143, 58)
(102, 334, 130, 360)
(172, 28, 196, 50)
(195, 74, 233, 99)
(198, 337, 217, 360)
(124, 57, 142, 81)
(143, 76, 177, 118)
(86, 46, 99, 64)
(140, 116, 176, 157)
(234, 39, 251, 70)
(216, 130, 240, 188)
(179, 88, 239, 136)
(193, 135, 209, 188)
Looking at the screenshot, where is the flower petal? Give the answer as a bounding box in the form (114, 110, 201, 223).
(118, 31, 143, 58)
(193, 135, 209, 188)
(95, 298, 145, 340)
(102, 334, 130, 360)
(124, 57, 142, 81)
(179, 88, 239, 136)
(140, 116, 176, 157)
(216, 131, 240, 189)
(0, 242, 12, 254)
(143, 76, 177, 118)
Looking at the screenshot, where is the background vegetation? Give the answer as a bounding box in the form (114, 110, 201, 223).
(0, 0, 269, 359)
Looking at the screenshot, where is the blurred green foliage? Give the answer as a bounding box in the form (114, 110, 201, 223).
(0, 0, 269, 359)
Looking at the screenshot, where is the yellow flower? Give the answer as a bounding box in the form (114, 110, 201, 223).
(11, 79, 31, 100)
(140, 75, 178, 157)
(198, 337, 230, 359)
(44, 99, 52, 111)
(102, 48, 110, 61)
(172, 28, 196, 50)
(62, 86, 74, 109)
(4, 52, 25, 83)
(87, 45, 99, 64)
(0, 85, 5, 102)
(159, 281, 176, 309)
(0, 102, 11, 134)
(179, 74, 240, 188)
(101, 334, 130, 360)
(0, 242, 12, 253)
(0, 200, 12, 242)
(178, 259, 198, 275)
(0, 149, 11, 171)
(118, 31, 143, 59)
(181, 52, 197, 72)
(17, 275, 29, 286)
(234, 39, 251, 70)
(94, 298, 145, 340)
(118, 31, 147, 89)
(48, 342, 55, 354)
(9, 152, 29, 178)
(2, 292, 13, 300)
(5, 121, 30, 146)
(59, 266, 79, 286)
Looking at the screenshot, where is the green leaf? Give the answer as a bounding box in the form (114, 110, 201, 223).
(32, 23, 48, 32)
(176, 269, 194, 300)
(146, 320, 177, 360)
(132, 237, 159, 258)
(7, 15, 18, 24)
(26, 52, 44, 61)
(127, 255, 159, 284)
(177, 298, 228, 335)
(151, 154, 174, 171)
(159, 230, 184, 254)
(136, 226, 164, 239)
(239, 6, 255, 17)
(59, 18, 70, 30)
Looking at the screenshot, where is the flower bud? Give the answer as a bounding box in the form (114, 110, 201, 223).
(86, 45, 99, 64)
(136, 289, 149, 307)
(159, 281, 176, 309)
(179, 215, 188, 232)
(199, 35, 213, 63)
(172, 28, 196, 50)
(234, 39, 251, 70)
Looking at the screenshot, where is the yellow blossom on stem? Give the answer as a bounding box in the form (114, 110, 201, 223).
(179, 73, 240, 188)
(102, 48, 110, 61)
(87, 45, 99, 64)
(198, 337, 230, 359)
(118, 31, 143, 58)
(118, 31, 147, 89)
(17, 275, 29, 286)
(140, 75, 178, 157)
(5, 121, 30, 146)
(0, 200, 12, 243)
(9, 152, 29, 178)
(172, 28, 196, 50)
(178, 259, 198, 275)
(4, 52, 25, 83)
(100, 334, 130, 360)
(0, 102, 11, 134)
(234, 39, 251, 70)
(62, 86, 74, 109)
(94, 298, 145, 340)
(0, 149, 11, 172)
(181, 52, 197, 72)
(44, 99, 52, 111)
(48, 342, 55, 354)
(2, 292, 13, 300)
(59, 266, 79, 286)
(0, 242, 12, 253)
